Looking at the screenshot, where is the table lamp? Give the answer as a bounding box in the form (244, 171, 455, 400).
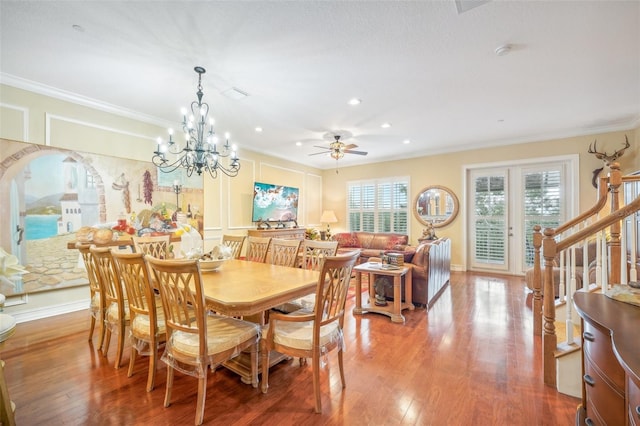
(320, 210, 338, 240)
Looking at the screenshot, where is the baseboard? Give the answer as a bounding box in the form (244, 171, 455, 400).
(11, 299, 89, 324)
(451, 264, 465, 272)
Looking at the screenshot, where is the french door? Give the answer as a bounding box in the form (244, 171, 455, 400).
(467, 157, 575, 275)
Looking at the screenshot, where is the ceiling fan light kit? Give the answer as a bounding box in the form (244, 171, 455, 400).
(309, 135, 369, 161)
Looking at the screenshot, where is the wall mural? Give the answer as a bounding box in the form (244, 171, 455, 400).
(0, 138, 203, 297)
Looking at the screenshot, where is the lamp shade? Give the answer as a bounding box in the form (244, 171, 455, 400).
(320, 210, 338, 223)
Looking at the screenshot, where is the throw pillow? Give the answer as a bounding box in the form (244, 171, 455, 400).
(334, 232, 360, 248)
(385, 236, 403, 250)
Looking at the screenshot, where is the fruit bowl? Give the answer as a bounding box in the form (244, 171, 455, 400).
(198, 258, 226, 272)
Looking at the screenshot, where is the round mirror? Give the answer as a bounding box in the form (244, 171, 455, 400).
(413, 185, 459, 228)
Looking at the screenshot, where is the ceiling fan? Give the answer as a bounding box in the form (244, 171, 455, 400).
(309, 135, 368, 160)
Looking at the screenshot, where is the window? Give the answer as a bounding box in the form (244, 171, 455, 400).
(473, 174, 506, 266)
(347, 177, 409, 233)
(523, 168, 563, 267)
(86, 170, 96, 188)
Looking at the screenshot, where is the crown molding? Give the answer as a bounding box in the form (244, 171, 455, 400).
(0, 72, 172, 128)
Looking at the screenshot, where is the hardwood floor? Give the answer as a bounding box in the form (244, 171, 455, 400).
(1, 271, 579, 425)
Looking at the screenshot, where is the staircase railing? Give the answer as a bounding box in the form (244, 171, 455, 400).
(530, 163, 640, 387)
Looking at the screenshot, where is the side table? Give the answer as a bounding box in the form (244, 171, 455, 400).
(352, 262, 414, 323)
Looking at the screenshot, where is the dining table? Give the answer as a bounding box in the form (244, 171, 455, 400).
(199, 259, 319, 384)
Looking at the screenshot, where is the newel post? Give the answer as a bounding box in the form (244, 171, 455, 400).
(542, 227, 557, 387)
(608, 163, 622, 286)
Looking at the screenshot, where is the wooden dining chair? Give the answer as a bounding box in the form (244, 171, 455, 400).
(261, 251, 359, 413)
(76, 242, 106, 350)
(0, 358, 15, 426)
(245, 236, 271, 263)
(90, 246, 130, 369)
(221, 234, 246, 259)
(296, 239, 340, 311)
(0, 310, 17, 426)
(269, 238, 301, 267)
(132, 234, 171, 259)
(269, 238, 303, 315)
(112, 251, 166, 392)
(301, 239, 339, 270)
(146, 257, 260, 426)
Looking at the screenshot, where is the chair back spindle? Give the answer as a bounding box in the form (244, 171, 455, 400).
(269, 238, 301, 268)
(246, 236, 271, 263)
(221, 235, 246, 259)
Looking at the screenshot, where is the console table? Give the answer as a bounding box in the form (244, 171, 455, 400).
(352, 263, 414, 324)
(247, 228, 305, 240)
(573, 291, 640, 426)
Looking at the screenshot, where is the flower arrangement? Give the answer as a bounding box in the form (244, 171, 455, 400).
(305, 228, 321, 240)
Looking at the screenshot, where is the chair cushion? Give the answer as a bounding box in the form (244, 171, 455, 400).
(0, 313, 17, 343)
(170, 315, 259, 358)
(106, 302, 130, 323)
(90, 292, 101, 313)
(272, 312, 340, 350)
(131, 306, 166, 339)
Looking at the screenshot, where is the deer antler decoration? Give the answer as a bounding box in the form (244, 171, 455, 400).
(587, 135, 631, 188)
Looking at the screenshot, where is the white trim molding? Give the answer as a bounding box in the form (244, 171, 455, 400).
(44, 113, 156, 146)
(11, 299, 88, 324)
(2, 72, 172, 128)
(0, 102, 29, 141)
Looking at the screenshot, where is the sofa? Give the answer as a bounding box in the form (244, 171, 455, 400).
(333, 232, 451, 309)
(332, 231, 415, 263)
(395, 238, 451, 309)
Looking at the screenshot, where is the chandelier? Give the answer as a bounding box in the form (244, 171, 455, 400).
(152, 66, 240, 178)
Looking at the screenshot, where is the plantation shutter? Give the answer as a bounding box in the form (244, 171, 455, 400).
(523, 167, 563, 268)
(347, 178, 409, 233)
(473, 173, 507, 269)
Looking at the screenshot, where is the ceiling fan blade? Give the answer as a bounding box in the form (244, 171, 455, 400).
(345, 150, 368, 156)
(309, 151, 329, 156)
(313, 145, 331, 150)
(344, 143, 358, 150)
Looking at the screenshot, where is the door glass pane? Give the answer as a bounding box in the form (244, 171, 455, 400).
(473, 175, 506, 267)
(523, 168, 563, 268)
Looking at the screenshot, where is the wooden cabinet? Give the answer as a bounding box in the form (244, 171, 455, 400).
(629, 377, 640, 426)
(247, 228, 305, 240)
(574, 292, 640, 426)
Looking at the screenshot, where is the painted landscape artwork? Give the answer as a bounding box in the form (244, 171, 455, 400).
(0, 139, 203, 296)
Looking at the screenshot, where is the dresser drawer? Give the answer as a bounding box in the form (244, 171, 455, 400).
(584, 357, 625, 426)
(629, 377, 640, 426)
(583, 320, 625, 390)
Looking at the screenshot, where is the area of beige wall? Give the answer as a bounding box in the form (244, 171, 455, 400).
(0, 84, 323, 319)
(322, 128, 638, 270)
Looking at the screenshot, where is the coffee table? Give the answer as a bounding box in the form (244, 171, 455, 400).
(352, 262, 414, 323)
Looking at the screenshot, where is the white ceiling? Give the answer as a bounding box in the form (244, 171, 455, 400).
(1, 1, 639, 170)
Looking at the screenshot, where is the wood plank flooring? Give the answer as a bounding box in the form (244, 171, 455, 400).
(0, 271, 580, 425)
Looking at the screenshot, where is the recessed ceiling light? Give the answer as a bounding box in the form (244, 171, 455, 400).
(403, 139, 411, 144)
(295, 141, 302, 147)
(255, 127, 263, 133)
(348, 98, 361, 106)
(381, 122, 392, 129)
